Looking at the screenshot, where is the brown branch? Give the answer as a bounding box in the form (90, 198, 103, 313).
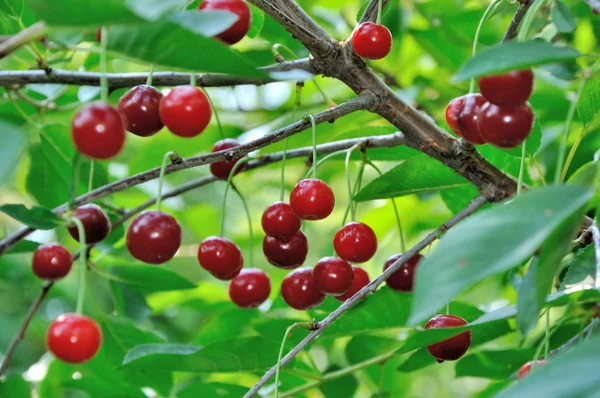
(550, 318, 597, 357)
(358, 0, 390, 23)
(503, 0, 534, 42)
(0, 22, 46, 59)
(585, 0, 600, 14)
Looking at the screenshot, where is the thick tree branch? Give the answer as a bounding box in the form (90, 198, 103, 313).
(503, 0, 534, 42)
(358, 0, 390, 24)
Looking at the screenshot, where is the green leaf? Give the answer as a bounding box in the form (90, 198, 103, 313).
(124, 0, 187, 21)
(176, 381, 249, 398)
(456, 349, 536, 379)
(167, 10, 238, 37)
(0, 120, 26, 184)
(98, 264, 196, 293)
(561, 246, 596, 290)
(103, 315, 164, 349)
(0, 375, 31, 398)
(0, 0, 23, 17)
(26, 0, 142, 26)
(453, 41, 581, 81)
(4, 239, 40, 254)
(501, 120, 542, 158)
(551, 1, 576, 34)
(577, 73, 600, 128)
(397, 348, 436, 373)
(409, 185, 594, 325)
(247, 3, 264, 38)
(0, 204, 61, 229)
(320, 366, 358, 398)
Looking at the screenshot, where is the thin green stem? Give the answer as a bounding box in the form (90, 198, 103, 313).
(190, 73, 197, 87)
(205, 92, 225, 140)
(303, 148, 352, 180)
(233, 184, 253, 266)
(308, 115, 317, 179)
(376, 0, 383, 24)
(345, 145, 361, 221)
(281, 83, 303, 201)
(544, 308, 550, 360)
(530, 156, 547, 186)
(470, 0, 504, 93)
(100, 27, 108, 103)
(517, 142, 526, 196)
(156, 151, 176, 212)
(70, 217, 87, 315)
(560, 128, 585, 182)
(69, 153, 82, 210)
(556, 79, 587, 183)
(275, 323, 310, 397)
(219, 159, 250, 237)
(516, 0, 549, 41)
(88, 160, 94, 193)
(340, 162, 366, 228)
(312, 79, 336, 108)
(146, 64, 154, 86)
(446, 302, 451, 315)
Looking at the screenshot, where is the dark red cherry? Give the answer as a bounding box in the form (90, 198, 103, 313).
(261, 202, 301, 240)
(229, 268, 271, 308)
(126, 211, 181, 264)
(478, 102, 534, 148)
(425, 315, 472, 362)
(47, 313, 102, 364)
(118, 85, 164, 137)
(445, 96, 463, 137)
(159, 85, 212, 138)
(445, 94, 487, 145)
(384, 253, 424, 292)
(351, 22, 392, 60)
(333, 222, 377, 263)
(335, 266, 370, 302)
(198, 236, 243, 280)
(478, 69, 534, 107)
(32, 243, 73, 281)
(518, 360, 548, 379)
(263, 231, 308, 269)
(210, 138, 245, 180)
(281, 267, 325, 310)
(313, 257, 354, 296)
(95, 29, 101, 43)
(289, 179, 335, 221)
(198, 0, 252, 45)
(71, 103, 125, 160)
(67, 204, 111, 244)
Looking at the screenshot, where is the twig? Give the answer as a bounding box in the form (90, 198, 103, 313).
(503, 0, 534, 42)
(549, 319, 597, 357)
(358, 0, 391, 24)
(591, 221, 600, 289)
(0, 22, 46, 59)
(585, 0, 600, 14)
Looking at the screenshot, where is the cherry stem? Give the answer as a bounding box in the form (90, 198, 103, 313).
(88, 160, 94, 193)
(190, 72, 197, 87)
(69, 217, 87, 315)
(302, 147, 352, 180)
(220, 158, 250, 237)
(340, 162, 365, 230)
(544, 308, 550, 360)
(205, 91, 225, 140)
(345, 144, 361, 221)
(308, 115, 318, 179)
(156, 151, 176, 212)
(146, 64, 154, 86)
(469, 0, 503, 93)
(446, 302, 450, 315)
(275, 322, 312, 398)
(376, 0, 383, 24)
(517, 142, 526, 196)
(68, 153, 83, 210)
(556, 78, 587, 183)
(516, 0, 549, 41)
(281, 83, 303, 201)
(233, 184, 254, 266)
(100, 27, 108, 103)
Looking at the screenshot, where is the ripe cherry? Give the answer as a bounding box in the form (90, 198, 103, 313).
(384, 253, 424, 292)
(198, 0, 252, 45)
(289, 179, 335, 221)
(198, 236, 243, 280)
(478, 69, 534, 107)
(126, 211, 181, 264)
(261, 202, 301, 240)
(210, 138, 245, 180)
(313, 257, 354, 296)
(95, 29, 102, 43)
(32, 243, 73, 281)
(478, 102, 534, 148)
(425, 315, 472, 362)
(118, 85, 164, 137)
(518, 360, 548, 379)
(335, 266, 370, 302)
(71, 103, 125, 160)
(67, 204, 111, 244)
(47, 313, 102, 364)
(333, 222, 377, 263)
(229, 268, 271, 308)
(444, 94, 487, 145)
(263, 230, 308, 269)
(281, 267, 325, 310)
(351, 22, 392, 60)
(159, 86, 212, 138)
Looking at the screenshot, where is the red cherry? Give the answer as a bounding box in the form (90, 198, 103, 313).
(32, 243, 73, 281)
(71, 103, 125, 160)
(289, 179, 335, 221)
(281, 267, 325, 310)
(445, 96, 463, 137)
(445, 94, 487, 145)
(351, 22, 392, 60)
(384, 253, 424, 292)
(313, 257, 354, 296)
(333, 222, 377, 263)
(118, 85, 164, 137)
(210, 138, 246, 180)
(47, 313, 102, 364)
(67, 204, 111, 244)
(425, 315, 472, 362)
(478, 69, 534, 107)
(198, 0, 252, 45)
(229, 268, 271, 308)
(261, 202, 301, 240)
(95, 29, 101, 43)
(198, 236, 243, 280)
(263, 231, 308, 269)
(518, 360, 547, 379)
(335, 266, 370, 302)
(478, 102, 534, 148)
(159, 86, 212, 138)
(126, 211, 181, 264)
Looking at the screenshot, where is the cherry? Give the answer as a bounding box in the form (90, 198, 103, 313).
(313, 257, 354, 296)
(118, 85, 164, 137)
(71, 103, 125, 160)
(198, 0, 252, 45)
(263, 230, 308, 269)
(261, 202, 301, 240)
(198, 236, 243, 280)
(335, 266, 370, 302)
(478, 69, 534, 107)
(47, 313, 102, 364)
(444, 94, 487, 145)
(281, 267, 325, 310)
(351, 22, 392, 60)
(159, 86, 212, 138)
(229, 268, 271, 308)
(126, 211, 181, 264)
(95, 29, 101, 43)
(210, 138, 246, 180)
(32, 243, 73, 281)
(384, 253, 424, 292)
(425, 315, 472, 362)
(518, 360, 548, 379)
(289, 179, 335, 221)
(67, 204, 111, 244)
(333, 222, 377, 263)
(478, 102, 534, 148)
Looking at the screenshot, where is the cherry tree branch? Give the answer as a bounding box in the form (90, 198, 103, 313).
(0, 22, 46, 59)
(503, 0, 534, 42)
(550, 318, 598, 357)
(359, 0, 391, 23)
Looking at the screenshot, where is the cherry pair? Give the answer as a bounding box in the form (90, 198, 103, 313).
(262, 202, 307, 269)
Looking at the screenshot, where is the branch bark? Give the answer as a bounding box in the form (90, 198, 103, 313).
(0, 22, 46, 59)
(358, 0, 390, 23)
(503, 0, 534, 42)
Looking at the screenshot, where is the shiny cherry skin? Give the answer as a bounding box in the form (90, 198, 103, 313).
(385, 253, 424, 292)
(229, 268, 271, 308)
(351, 22, 392, 60)
(32, 243, 73, 280)
(281, 267, 325, 310)
(118, 85, 164, 137)
(425, 315, 472, 362)
(333, 222, 377, 263)
(67, 204, 111, 244)
(72, 103, 125, 160)
(518, 360, 548, 379)
(335, 266, 370, 302)
(313, 257, 354, 296)
(261, 202, 301, 240)
(478, 69, 534, 107)
(126, 211, 181, 264)
(263, 230, 308, 269)
(289, 179, 335, 221)
(445, 94, 487, 145)
(198, 0, 252, 45)
(47, 313, 102, 364)
(478, 102, 534, 148)
(159, 85, 212, 138)
(198, 236, 243, 280)
(445, 96, 463, 137)
(210, 138, 245, 180)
